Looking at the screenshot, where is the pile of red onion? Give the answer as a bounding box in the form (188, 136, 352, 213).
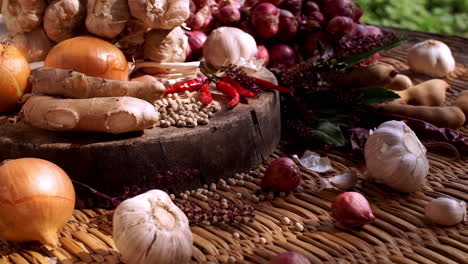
(185, 0, 383, 68)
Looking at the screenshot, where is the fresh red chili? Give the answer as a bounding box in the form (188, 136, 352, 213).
(163, 77, 206, 96)
(199, 83, 212, 105)
(253, 77, 294, 93)
(216, 81, 240, 107)
(221, 77, 257, 98)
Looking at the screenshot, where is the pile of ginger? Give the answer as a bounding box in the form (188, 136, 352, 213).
(2, 0, 190, 63)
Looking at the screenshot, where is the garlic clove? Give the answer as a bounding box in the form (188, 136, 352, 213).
(320, 170, 358, 191)
(407, 39, 455, 77)
(425, 197, 466, 226)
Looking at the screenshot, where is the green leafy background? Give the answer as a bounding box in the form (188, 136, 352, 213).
(357, 0, 468, 36)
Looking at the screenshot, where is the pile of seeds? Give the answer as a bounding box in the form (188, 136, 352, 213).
(154, 91, 221, 128)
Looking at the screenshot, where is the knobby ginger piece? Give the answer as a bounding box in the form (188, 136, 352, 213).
(85, 0, 130, 39)
(10, 27, 54, 62)
(21, 95, 158, 134)
(128, 0, 190, 29)
(31, 67, 166, 102)
(144, 27, 188, 62)
(2, 0, 45, 32)
(43, 0, 86, 42)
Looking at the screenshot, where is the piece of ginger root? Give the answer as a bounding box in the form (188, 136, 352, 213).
(30, 67, 166, 102)
(21, 95, 159, 134)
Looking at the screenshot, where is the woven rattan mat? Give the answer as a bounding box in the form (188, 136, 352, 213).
(1, 29, 468, 264)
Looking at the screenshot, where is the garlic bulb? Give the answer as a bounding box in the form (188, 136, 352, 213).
(425, 197, 466, 226)
(85, 0, 130, 39)
(407, 39, 455, 77)
(128, 0, 190, 30)
(113, 190, 193, 264)
(203, 27, 258, 68)
(364, 120, 429, 192)
(144, 27, 188, 62)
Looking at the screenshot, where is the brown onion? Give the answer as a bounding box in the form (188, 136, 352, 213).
(0, 158, 75, 248)
(0, 42, 31, 112)
(260, 157, 301, 192)
(45, 36, 129, 81)
(331, 192, 375, 227)
(270, 251, 311, 264)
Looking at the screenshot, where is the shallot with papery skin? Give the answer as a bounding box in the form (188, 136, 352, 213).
(277, 9, 297, 41)
(214, 5, 241, 25)
(299, 12, 325, 32)
(185, 31, 207, 60)
(251, 3, 280, 39)
(326, 16, 355, 40)
(321, 0, 356, 18)
(269, 43, 297, 68)
(280, 0, 302, 15)
(331, 192, 375, 227)
(255, 45, 270, 66)
(259, 0, 284, 7)
(367, 25, 382, 36)
(260, 157, 301, 192)
(270, 251, 311, 264)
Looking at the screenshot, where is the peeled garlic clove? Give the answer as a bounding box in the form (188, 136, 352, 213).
(331, 192, 375, 228)
(113, 190, 193, 264)
(408, 39, 455, 77)
(425, 197, 466, 226)
(364, 120, 429, 192)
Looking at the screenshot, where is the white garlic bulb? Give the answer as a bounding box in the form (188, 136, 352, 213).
(364, 120, 429, 192)
(203, 27, 258, 68)
(113, 190, 193, 264)
(425, 197, 466, 226)
(144, 27, 189, 62)
(407, 39, 455, 77)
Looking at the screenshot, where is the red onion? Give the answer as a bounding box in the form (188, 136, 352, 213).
(189, 0, 197, 13)
(367, 25, 383, 36)
(214, 5, 241, 25)
(270, 252, 311, 264)
(351, 24, 369, 38)
(218, 0, 241, 9)
(321, 0, 356, 18)
(326, 16, 355, 40)
(187, 12, 206, 30)
(280, 0, 302, 15)
(299, 11, 325, 32)
(255, 44, 269, 66)
(251, 3, 280, 39)
(260, 157, 301, 192)
(353, 8, 363, 22)
(303, 1, 320, 15)
(277, 9, 297, 42)
(185, 31, 207, 60)
(240, 21, 257, 37)
(331, 192, 376, 227)
(242, 0, 260, 15)
(259, 0, 284, 7)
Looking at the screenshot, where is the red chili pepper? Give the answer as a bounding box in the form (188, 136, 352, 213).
(221, 77, 257, 98)
(216, 81, 240, 107)
(253, 77, 294, 93)
(164, 77, 206, 96)
(199, 83, 212, 105)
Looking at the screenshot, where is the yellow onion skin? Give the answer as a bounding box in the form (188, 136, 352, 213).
(0, 158, 75, 248)
(45, 36, 129, 81)
(0, 42, 31, 112)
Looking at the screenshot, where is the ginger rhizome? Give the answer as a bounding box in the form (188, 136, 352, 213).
(43, 0, 86, 42)
(31, 67, 166, 102)
(21, 95, 159, 134)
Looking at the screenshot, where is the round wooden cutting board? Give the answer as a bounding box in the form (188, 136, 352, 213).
(0, 91, 281, 199)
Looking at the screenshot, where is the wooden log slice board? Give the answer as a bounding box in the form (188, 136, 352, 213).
(0, 91, 280, 199)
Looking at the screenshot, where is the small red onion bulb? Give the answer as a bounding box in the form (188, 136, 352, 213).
(331, 192, 375, 227)
(260, 157, 301, 192)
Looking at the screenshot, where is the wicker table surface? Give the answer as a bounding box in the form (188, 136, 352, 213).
(1, 28, 467, 264)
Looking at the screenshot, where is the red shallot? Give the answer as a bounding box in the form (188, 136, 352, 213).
(260, 157, 301, 192)
(185, 31, 207, 60)
(326, 16, 355, 40)
(251, 3, 280, 39)
(331, 192, 375, 227)
(277, 9, 297, 41)
(269, 43, 297, 68)
(255, 45, 270, 66)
